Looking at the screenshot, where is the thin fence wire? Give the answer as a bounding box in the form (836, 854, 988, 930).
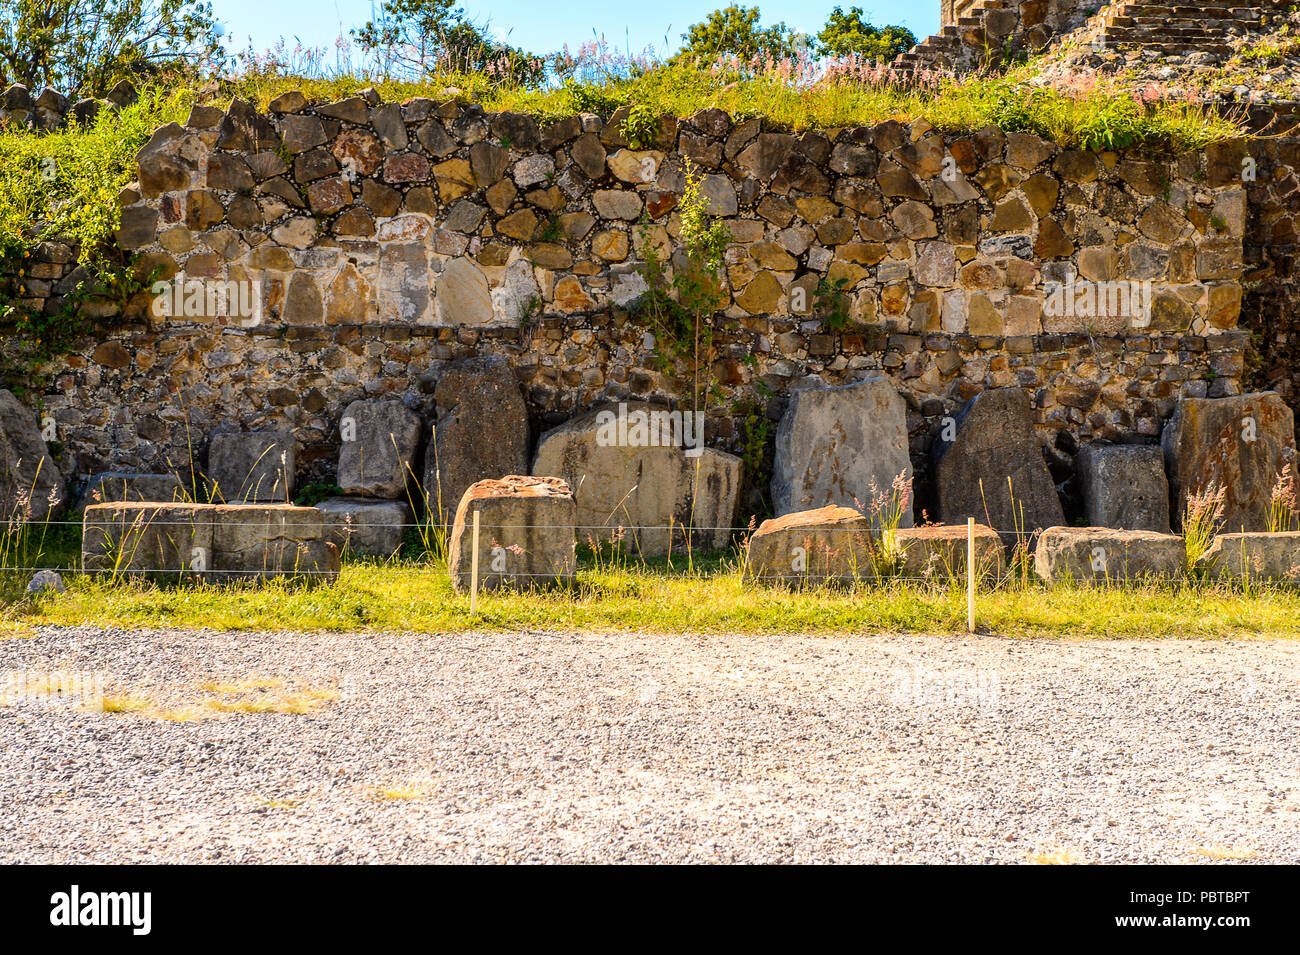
(0, 518, 1046, 535)
(0, 513, 1240, 594)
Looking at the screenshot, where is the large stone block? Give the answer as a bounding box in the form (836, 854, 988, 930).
(208, 431, 296, 502)
(211, 504, 337, 580)
(83, 501, 338, 581)
(532, 401, 742, 556)
(82, 503, 212, 574)
(745, 506, 875, 586)
(931, 388, 1064, 539)
(211, 503, 326, 552)
(1161, 393, 1295, 532)
(0, 389, 65, 521)
(448, 476, 576, 592)
(216, 536, 340, 580)
(77, 472, 186, 513)
(894, 524, 1004, 581)
(1076, 445, 1170, 532)
(771, 377, 913, 523)
(317, 497, 411, 556)
(337, 398, 423, 498)
(425, 356, 529, 524)
(1033, 527, 1186, 583)
(1198, 532, 1300, 583)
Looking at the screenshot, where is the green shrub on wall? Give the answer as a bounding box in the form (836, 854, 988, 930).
(0, 85, 192, 265)
(0, 85, 191, 390)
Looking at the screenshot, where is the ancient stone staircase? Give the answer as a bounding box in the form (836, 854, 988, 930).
(1080, 0, 1287, 58)
(892, 0, 1025, 78)
(892, 0, 1297, 80)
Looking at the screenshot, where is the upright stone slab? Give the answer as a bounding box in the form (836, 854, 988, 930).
(448, 476, 576, 592)
(337, 398, 423, 498)
(745, 506, 875, 586)
(1076, 445, 1170, 532)
(317, 497, 411, 556)
(77, 472, 185, 513)
(0, 389, 65, 521)
(208, 431, 296, 502)
(931, 388, 1064, 539)
(771, 377, 913, 523)
(1161, 392, 1296, 532)
(532, 402, 742, 556)
(425, 356, 529, 524)
(1033, 527, 1186, 583)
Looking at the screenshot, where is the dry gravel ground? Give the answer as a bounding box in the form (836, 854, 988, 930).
(0, 625, 1296, 864)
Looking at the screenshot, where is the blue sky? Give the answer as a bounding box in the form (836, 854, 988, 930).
(214, 1, 938, 60)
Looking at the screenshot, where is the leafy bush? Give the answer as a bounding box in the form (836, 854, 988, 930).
(0, 84, 192, 265)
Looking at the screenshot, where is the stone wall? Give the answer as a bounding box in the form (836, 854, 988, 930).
(1243, 136, 1300, 404)
(0, 79, 138, 131)
(1, 93, 1251, 517)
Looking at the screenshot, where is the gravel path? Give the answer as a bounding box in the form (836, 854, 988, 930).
(0, 626, 1296, 864)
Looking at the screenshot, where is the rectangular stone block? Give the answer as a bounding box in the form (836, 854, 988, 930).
(1077, 445, 1170, 533)
(745, 506, 876, 586)
(894, 523, 1004, 581)
(1034, 526, 1186, 583)
(82, 503, 212, 575)
(449, 476, 576, 592)
(1199, 532, 1300, 583)
(1162, 393, 1295, 532)
(208, 431, 296, 502)
(82, 502, 338, 581)
(317, 497, 411, 556)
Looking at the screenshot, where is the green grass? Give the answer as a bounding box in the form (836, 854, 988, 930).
(229, 61, 1239, 152)
(5, 555, 1300, 639)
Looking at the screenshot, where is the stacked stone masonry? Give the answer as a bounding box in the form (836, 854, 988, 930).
(0, 93, 1259, 518)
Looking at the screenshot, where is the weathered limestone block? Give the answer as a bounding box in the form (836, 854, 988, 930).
(1198, 532, 1300, 582)
(894, 524, 1004, 581)
(208, 431, 295, 502)
(931, 388, 1064, 538)
(84, 501, 338, 579)
(448, 476, 576, 592)
(532, 402, 742, 556)
(771, 377, 913, 523)
(77, 472, 185, 513)
(0, 389, 65, 521)
(425, 356, 529, 523)
(1033, 527, 1186, 583)
(211, 502, 324, 551)
(1076, 445, 1170, 532)
(317, 497, 411, 556)
(210, 504, 338, 579)
(745, 506, 875, 586)
(82, 503, 212, 574)
(337, 398, 423, 498)
(1161, 393, 1295, 532)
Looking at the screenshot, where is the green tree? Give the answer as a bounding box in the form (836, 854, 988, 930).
(352, 0, 543, 85)
(814, 6, 916, 61)
(0, 0, 222, 95)
(677, 5, 806, 64)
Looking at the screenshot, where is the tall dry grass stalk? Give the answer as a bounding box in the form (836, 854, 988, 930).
(1183, 484, 1226, 576)
(1267, 463, 1298, 534)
